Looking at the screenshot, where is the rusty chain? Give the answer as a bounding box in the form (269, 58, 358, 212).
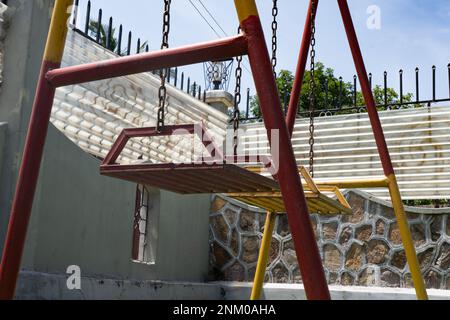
(157, 0, 171, 132)
(308, 0, 317, 177)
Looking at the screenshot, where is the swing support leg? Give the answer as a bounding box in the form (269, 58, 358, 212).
(337, 0, 427, 300)
(235, 0, 330, 300)
(0, 0, 74, 299)
(251, 211, 277, 300)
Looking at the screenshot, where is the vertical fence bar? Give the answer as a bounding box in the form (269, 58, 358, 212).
(117, 25, 123, 55)
(106, 17, 113, 50)
(415, 67, 420, 102)
(384, 71, 388, 108)
(246, 88, 250, 119)
(72, 0, 79, 26)
(353, 75, 357, 107)
(127, 31, 132, 56)
(136, 38, 141, 54)
(0, 0, 75, 299)
(448, 64, 450, 98)
(283, 85, 288, 115)
(181, 72, 185, 91)
(198, 86, 202, 99)
(96, 9, 102, 43)
(84, 0, 91, 34)
(324, 78, 329, 108)
(187, 77, 191, 94)
(203, 90, 207, 103)
(338, 76, 343, 109)
(432, 65, 436, 101)
(399, 69, 403, 105)
(174, 67, 178, 87)
(369, 72, 372, 90)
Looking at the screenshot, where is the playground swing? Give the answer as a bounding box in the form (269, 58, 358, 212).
(241, 0, 428, 301)
(101, 0, 351, 215)
(0, 0, 428, 301)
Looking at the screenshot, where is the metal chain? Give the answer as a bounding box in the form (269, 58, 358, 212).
(271, 0, 278, 78)
(157, 0, 171, 132)
(233, 28, 243, 156)
(308, 0, 317, 177)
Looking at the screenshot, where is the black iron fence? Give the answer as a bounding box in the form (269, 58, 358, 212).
(71, 0, 207, 102)
(71, 1, 450, 122)
(243, 64, 450, 122)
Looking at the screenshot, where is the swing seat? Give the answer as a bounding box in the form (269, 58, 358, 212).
(100, 124, 351, 215)
(227, 167, 352, 215)
(100, 123, 280, 194)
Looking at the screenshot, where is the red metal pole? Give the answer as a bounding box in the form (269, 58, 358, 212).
(0, 0, 74, 299)
(235, 1, 330, 300)
(337, 0, 428, 300)
(336, 0, 393, 175)
(47, 35, 248, 88)
(286, 0, 319, 137)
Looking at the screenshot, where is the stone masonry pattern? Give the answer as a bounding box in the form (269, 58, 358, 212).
(208, 192, 450, 290)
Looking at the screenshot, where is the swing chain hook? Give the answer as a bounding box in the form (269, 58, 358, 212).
(308, 0, 317, 177)
(233, 27, 243, 157)
(157, 0, 171, 133)
(271, 0, 278, 78)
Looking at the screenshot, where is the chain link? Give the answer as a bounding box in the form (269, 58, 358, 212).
(233, 28, 243, 156)
(157, 0, 171, 133)
(271, 0, 278, 78)
(308, 0, 317, 177)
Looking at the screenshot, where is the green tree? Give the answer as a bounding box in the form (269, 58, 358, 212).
(250, 62, 415, 118)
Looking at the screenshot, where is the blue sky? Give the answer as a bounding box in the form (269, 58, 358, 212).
(74, 0, 450, 105)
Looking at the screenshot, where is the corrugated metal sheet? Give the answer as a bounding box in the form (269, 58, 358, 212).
(241, 106, 450, 200)
(51, 30, 228, 165)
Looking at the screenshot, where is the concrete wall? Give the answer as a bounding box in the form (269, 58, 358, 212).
(21, 125, 211, 284)
(0, 0, 213, 292)
(15, 270, 450, 300)
(0, 0, 55, 252)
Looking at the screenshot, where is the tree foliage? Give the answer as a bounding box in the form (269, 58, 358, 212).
(250, 62, 415, 118)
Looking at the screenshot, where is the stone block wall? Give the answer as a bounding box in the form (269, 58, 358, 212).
(209, 191, 450, 290)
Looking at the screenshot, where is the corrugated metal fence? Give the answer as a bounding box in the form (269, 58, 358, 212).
(242, 106, 450, 200)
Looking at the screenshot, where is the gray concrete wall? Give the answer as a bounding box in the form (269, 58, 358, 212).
(15, 270, 450, 300)
(21, 125, 211, 283)
(0, 0, 55, 252)
(0, 0, 212, 288)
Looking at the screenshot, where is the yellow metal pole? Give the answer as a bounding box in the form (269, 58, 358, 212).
(251, 211, 277, 300)
(387, 174, 428, 300)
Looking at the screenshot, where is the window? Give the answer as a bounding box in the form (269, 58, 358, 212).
(132, 185, 159, 264)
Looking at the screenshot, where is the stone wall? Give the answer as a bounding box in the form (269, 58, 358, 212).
(209, 191, 450, 290)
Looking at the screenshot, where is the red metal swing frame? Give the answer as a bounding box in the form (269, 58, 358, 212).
(0, 0, 427, 300)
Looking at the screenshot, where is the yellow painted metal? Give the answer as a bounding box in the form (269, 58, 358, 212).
(234, 0, 259, 23)
(243, 166, 390, 190)
(227, 191, 352, 215)
(387, 174, 428, 300)
(228, 166, 352, 215)
(251, 211, 277, 300)
(315, 178, 390, 189)
(44, 0, 74, 63)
